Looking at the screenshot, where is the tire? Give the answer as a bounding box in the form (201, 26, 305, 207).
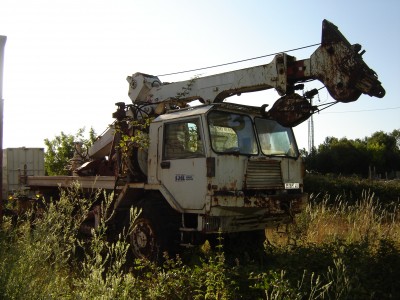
(126, 197, 180, 261)
(129, 216, 160, 260)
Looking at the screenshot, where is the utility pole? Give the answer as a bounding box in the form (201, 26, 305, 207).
(308, 114, 314, 153)
(0, 35, 7, 220)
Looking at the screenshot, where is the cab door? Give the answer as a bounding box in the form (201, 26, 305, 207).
(158, 117, 207, 211)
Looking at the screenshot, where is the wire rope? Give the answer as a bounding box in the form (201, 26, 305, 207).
(156, 43, 320, 77)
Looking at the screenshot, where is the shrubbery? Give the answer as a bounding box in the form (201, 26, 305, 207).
(304, 173, 400, 205)
(1, 182, 399, 299)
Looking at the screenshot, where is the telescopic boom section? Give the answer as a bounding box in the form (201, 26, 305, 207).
(126, 19, 384, 109)
(127, 53, 291, 106)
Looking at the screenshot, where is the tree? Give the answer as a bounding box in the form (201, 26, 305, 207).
(392, 129, 400, 149)
(304, 129, 400, 178)
(44, 127, 96, 175)
(367, 130, 400, 175)
(311, 137, 368, 176)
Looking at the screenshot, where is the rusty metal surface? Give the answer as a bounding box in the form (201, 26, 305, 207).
(266, 93, 314, 127)
(203, 192, 307, 232)
(202, 213, 290, 233)
(212, 192, 306, 212)
(26, 175, 117, 190)
(244, 159, 284, 190)
(311, 19, 385, 102)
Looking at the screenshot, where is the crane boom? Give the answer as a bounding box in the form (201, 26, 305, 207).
(90, 19, 386, 158)
(127, 53, 290, 105)
(126, 20, 384, 112)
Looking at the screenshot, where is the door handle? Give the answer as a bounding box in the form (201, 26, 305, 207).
(160, 161, 170, 169)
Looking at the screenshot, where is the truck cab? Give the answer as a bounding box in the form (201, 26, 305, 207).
(148, 102, 306, 235)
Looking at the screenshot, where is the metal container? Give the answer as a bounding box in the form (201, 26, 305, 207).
(2, 147, 45, 199)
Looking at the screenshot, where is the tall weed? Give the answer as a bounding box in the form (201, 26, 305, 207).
(1, 184, 399, 299)
(260, 190, 400, 299)
(0, 182, 94, 299)
(292, 191, 400, 245)
(0, 184, 237, 299)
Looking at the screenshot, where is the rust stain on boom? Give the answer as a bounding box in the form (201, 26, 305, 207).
(312, 19, 385, 102)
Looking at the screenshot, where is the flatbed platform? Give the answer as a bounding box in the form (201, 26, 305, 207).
(26, 176, 117, 190)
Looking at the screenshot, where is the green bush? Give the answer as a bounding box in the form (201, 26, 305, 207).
(0, 183, 93, 299)
(1, 184, 399, 299)
(0, 185, 237, 299)
(304, 174, 400, 205)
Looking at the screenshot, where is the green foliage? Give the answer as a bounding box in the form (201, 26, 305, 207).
(116, 118, 151, 153)
(1, 185, 399, 299)
(44, 131, 74, 175)
(260, 190, 400, 299)
(304, 129, 400, 177)
(73, 198, 139, 299)
(304, 173, 400, 205)
(0, 185, 237, 299)
(44, 127, 97, 175)
(261, 236, 400, 299)
(127, 243, 236, 299)
(0, 182, 95, 299)
(114, 117, 151, 177)
(250, 269, 331, 300)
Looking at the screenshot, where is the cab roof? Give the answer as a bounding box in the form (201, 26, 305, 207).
(153, 102, 263, 122)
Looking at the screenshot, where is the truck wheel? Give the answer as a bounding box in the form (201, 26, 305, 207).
(125, 196, 180, 261)
(129, 216, 160, 260)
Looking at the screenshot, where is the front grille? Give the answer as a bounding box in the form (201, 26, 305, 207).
(203, 216, 221, 232)
(244, 159, 284, 190)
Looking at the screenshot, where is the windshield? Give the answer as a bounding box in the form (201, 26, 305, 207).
(208, 111, 258, 155)
(255, 118, 299, 158)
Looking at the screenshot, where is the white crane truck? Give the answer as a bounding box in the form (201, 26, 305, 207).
(24, 20, 385, 259)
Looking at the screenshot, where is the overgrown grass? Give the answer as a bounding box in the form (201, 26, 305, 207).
(1, 183, 399, 299)
(0, 185, 236, 299)
(292, 191, 400, 244)
(263, 192, 400, 299)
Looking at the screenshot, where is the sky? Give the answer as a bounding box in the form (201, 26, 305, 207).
(0, 0, 399, 151)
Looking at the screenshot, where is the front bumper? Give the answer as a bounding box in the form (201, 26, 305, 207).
(202, 192, 308, 233)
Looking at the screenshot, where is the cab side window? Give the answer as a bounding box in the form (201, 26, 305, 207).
(163, 119, 204, 159)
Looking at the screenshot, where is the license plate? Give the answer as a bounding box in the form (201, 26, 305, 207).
(285, 182, 299, 189)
